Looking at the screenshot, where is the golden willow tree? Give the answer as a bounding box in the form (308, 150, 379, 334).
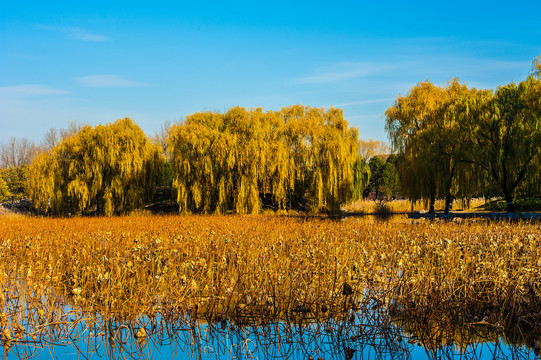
(385, 80, 488, 213)
(386, 80, 447, 212)
(470, 74, 541, 212)
(386, 56, 541, 212)
(26, 118, 162, 216)
(168, 105, 363, 214)
(280, 106, 361, 212)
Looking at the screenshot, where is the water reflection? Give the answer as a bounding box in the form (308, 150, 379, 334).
(2, 301, 539, 359)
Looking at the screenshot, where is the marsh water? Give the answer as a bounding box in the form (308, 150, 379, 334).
(3, 303, 539, 360)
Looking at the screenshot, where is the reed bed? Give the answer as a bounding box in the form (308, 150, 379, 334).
(0, 214, 540, 353)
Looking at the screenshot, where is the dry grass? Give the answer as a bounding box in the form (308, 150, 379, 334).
(342, 198, 487, 213)
(0, 214, 540, 351)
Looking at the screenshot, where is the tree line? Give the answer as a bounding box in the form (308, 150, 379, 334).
(1, 106, 371, 215)
(1, 55, 539, 215)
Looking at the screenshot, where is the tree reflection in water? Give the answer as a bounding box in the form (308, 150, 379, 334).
(2, 296, 539, 360)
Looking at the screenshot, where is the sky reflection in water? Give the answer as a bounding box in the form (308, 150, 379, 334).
(3, 308, 538, 360)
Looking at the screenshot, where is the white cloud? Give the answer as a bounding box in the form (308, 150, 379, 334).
(69, 30, 111, 42)
(0, 84, 69, 96)
(37, 25, 112, 42)
(77, 75, 144, 88)
(295, 62, 396, 84)
(333, 97, 396, 107)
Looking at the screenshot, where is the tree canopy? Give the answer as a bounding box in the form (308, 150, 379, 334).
(472, 77, 541, 210)
(385, 57, 541, 212)
(0, 174, 11, 202)
(8, 55, 540, 216)
(168, 105, 365, 214)
(26, 118, 162, 216)
(385, 80, 468, 211)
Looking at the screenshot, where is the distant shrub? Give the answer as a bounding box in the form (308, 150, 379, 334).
(485, 197, 541, 211)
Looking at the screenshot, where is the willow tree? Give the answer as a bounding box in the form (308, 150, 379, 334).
(385, 80, 447, 212)
(168, 105, 362, 214)
(169, 107, 293, 214)
(471, 76, 541, 211)
(386, 80, 489, 213)
(280, 106, 360, 212)
(352, 155, 370, 200)
(26, 118, 162, 216)
(431, 82, 490, 212)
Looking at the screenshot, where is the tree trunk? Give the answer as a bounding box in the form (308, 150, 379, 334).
(96, 191, 103, 215)
(504, 192, 515, 213)
(429, 193, 435, 214)
(444, 194, 453, 214)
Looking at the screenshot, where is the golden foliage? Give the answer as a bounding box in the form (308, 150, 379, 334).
(358, 138, 389, 160)
(386, 62, 541, 210)
(169, 106, 362, 213)
(25, 118, 162, 215)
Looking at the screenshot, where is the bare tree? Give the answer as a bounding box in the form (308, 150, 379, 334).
(153, 120, 172, 159)
(59, 121, 84, 141)
(359, 139, 390, 160)
(41, 127, 58, 152)
(0, 137, 39, 168)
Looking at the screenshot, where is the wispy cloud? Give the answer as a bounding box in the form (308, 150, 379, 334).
(295, 62, 396, 84)
(0, 84, 69, 96)
(333, 97, 396, 107)
(77, 75, 144, 88)
(37, 25, 112, 42)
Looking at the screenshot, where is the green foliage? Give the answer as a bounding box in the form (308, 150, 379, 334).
(168, 105, 361, 214)
(351, 156, 370, 200)
(26, 118, 162, 216)
(362, 155, 400, 200)
(381, 156, 400, 199)
(367, 156, 385, 199)
(472, 77, 541, 210)
(484, 201, 507, 212)
(157, 162, 174, 188)
(485, 198, 541, 212)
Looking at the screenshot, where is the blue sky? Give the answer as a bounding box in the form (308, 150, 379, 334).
(1, 0, 540, 145)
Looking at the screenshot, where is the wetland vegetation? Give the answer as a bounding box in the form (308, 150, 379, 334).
(1, 214, 540, 358)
